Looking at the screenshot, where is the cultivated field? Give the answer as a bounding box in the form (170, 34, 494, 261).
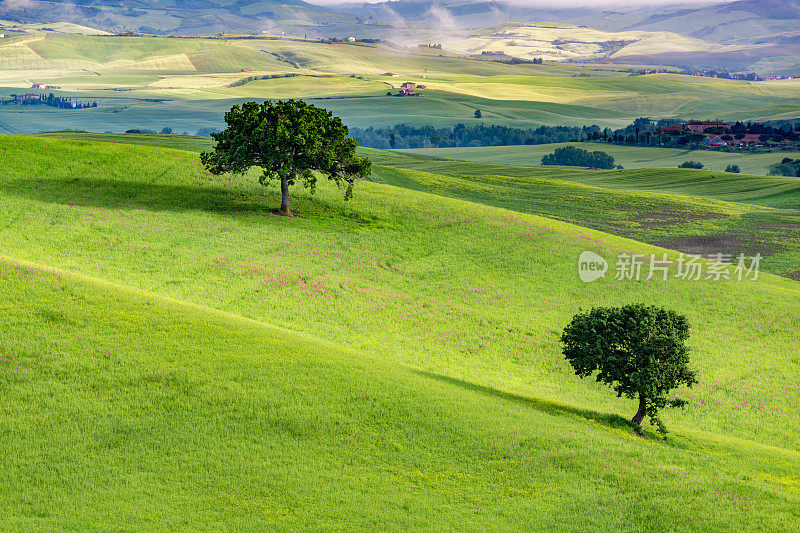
(2, 33, 800, 134)
(402, 142, 800, 176)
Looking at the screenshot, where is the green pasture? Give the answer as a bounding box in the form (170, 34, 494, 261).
(1, 136, 799, 528)
(367, 148, 800, 276)
(25, 133, 800, 278)
(1, 254, 798, 530)
(402, 142, 800, 176)
(1, 136, 799, 444)
(31, 131, 214, 151)
(371, 163, 800, 278)
(367, 148, 800, 207)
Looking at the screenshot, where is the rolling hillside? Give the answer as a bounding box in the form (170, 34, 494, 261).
(369, 154, 800, 279)
(579, 0, 800, 45)
(1, 135, 799, 445)
(4, 249, 800, 529)
(2, 32, 800, 135)
(0, 0, 363, 37)
(401, 142, 800, 176)
(443, 23, 739, 63)
(27, 131, 800, 280)
(1, 135, 799, 528)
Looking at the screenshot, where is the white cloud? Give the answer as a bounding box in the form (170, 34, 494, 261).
(311, 0, 733, 6)
(426, 5, 459, 29)
(2, 0, 40, 8)
(375, 4, 407, 26)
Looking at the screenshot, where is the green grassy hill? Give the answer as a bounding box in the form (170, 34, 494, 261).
(365, 148, 800, 278)
(1, 135, 800, 528)
(26, 132, 800, 279)
(4, 251, 800, 530)
(369, 148, 800, 208)
(401, 142, 800, 176)
(2, 136, 800, 437)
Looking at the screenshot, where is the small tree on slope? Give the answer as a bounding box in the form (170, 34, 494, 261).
(560, 304, 697, 436)
(201, 100, 371, 214)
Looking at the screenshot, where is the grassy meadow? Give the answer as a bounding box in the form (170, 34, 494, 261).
(403, 142, 800, 176)
(4, 253, 800, 530)
(367, 149, 800, 278)
(28, 132, 800, 279)
(1, 135, 799, 528)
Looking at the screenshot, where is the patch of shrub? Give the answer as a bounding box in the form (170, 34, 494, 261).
(541, 146, 615, 169)
(725, 164, 740, 173)
(678, 161, 704, 169)
(769, 158, 800, 177)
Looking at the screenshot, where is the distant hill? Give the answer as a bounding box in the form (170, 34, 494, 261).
(336, 0, 800, 46)
(2, 0, 798, 72)
(334, 1, 592, 27)
(0, 0, 365, 36)
(583, 0, 800, 72)
(567, 0, 800, 45)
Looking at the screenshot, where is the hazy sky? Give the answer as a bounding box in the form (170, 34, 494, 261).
(308, 0, 732, 6)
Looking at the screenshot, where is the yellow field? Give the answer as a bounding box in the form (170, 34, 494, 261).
(443, 23, 741, 62)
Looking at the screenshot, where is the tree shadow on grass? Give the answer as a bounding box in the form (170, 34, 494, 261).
(412, 369, 638, 435)
(0, 177, 290, 215)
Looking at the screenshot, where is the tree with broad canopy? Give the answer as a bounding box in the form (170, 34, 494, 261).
(201, 99, 371, 214)
(561, 304, 697, 436)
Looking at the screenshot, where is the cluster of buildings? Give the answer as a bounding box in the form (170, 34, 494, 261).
(659, 121, 731, 134)
(658, 121, 764, 147)
(397, 81, 426, 97)
(31, 83, 60, 90)
(705, 133, 764, 147)
(13, 93, 44, 103)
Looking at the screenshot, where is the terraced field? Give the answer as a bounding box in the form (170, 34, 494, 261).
(1, 135, 799, 529)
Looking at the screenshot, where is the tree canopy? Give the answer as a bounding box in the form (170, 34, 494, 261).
(769, 158, 800, 177)
(541, 146, 615, 169)
(725, 164, 741, 173)
(200, 99, 370, 214)
(561, 304, 697, 436)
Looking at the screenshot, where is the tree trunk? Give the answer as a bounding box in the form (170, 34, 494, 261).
(280, 177, 289, 215)
(632, 396, 647, 425)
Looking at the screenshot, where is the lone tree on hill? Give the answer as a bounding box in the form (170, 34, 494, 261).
(474, 109, 482, 119)
(561, 304, 697, 437)
(201, 99, 371, 214)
